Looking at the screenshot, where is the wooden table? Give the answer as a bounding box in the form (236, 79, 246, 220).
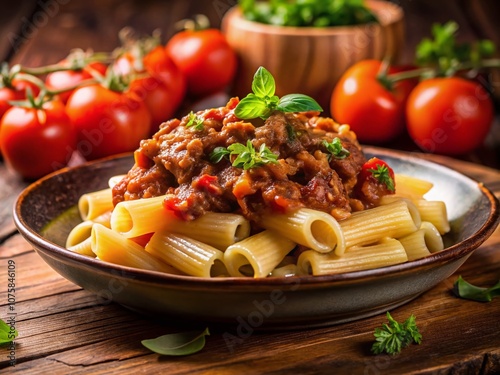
(1, 1, 500, 374)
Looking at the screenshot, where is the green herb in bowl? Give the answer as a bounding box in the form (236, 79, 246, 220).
(239, 0, 378, 27)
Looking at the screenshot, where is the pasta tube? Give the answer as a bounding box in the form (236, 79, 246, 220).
(224, 230, 296, 278)
(339, 200, 420, 248)
(91, 224, 179, 273)
(413, 199, 450, 235)
(67, 236, 94, 257)
(66, 220, 94, 249)
(145, 232, 226, 277)
(165, 212, 251, 250)
(108, 174, 126, 188)
(259, 208, 345, 255)
(394, 174, 433, 198)
(110, 195, 176, 238)
(298, 238, 408, 276)
(399, 221, 444, 261)
(78, 188, 114, 221)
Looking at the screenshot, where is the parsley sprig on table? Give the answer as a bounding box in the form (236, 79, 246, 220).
(371, 312, 422, 355)
(210, 140, 278, 170)
(234, 66, 322, 120)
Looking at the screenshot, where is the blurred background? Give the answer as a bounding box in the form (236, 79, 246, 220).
(2, 0, 499, 67)
(1, 0, 499, 167)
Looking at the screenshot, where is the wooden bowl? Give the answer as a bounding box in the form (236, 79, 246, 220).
(222, 0, 404, 113)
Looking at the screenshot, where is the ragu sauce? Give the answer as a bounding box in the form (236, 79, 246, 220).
(112, 97, 391, 222)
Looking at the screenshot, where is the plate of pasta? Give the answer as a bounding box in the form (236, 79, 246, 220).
(14, 147, 499, 328)
(13, 99, 500, 329)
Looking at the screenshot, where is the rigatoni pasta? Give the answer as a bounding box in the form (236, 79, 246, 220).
(224, 230, 296, 278)
(259, 208, 345, 255)
(66, 165, 451, 279)
(298, 238, 408, 276)
(145, 232, 226, 277)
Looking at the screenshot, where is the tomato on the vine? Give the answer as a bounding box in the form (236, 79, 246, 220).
(165, 27, 237, 97)
(65, 83, 151, 161)
(115, 46, 186, 135)
(330, 60, 417, 144)
(45, 61, 107, 103)
(0, 99, 76, 180)
(406, 77, 494, 155)
(0, 79, 40, 119)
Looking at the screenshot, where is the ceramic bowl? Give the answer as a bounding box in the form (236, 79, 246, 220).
(222, 0, 405, 113)
(13, 147, 500, 329)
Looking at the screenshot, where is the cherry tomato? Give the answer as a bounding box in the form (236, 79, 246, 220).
(45, 61, 107, 103)
(115, 46, 186, 135)
(355, 157, 395, 207)
(65, 84, 151, 161)
(330, 60, 417, 144)
(0, 79, 40, 119)
(406, 77, 494, 155)
(165, 28, 237, 97)
(0, 99, 76, 180)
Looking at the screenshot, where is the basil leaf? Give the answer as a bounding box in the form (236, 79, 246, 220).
(210, 147, 230, 163)
(277, 93, 322, 113)
(252, 66, 276, 98)
(141, 328, 210, 356)
(453, 276, 500, 302)
(234, 93, 271, 119)
(0, 318, 17, 344)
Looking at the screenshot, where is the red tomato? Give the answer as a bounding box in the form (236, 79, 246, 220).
(165, 28, 237, 97)
(116, 46, 186, 134)
(0, 100, 76, 180)
(45, 61, 107, 103)
(66, 84, 151, 161)
(406, 77, 494, 155)
(355, 157, 395, 206)
(330, 60, 417, 144)
(0, 79, 40, 119)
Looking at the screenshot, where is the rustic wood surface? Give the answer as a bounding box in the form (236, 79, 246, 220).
(1, 1, 500, 374)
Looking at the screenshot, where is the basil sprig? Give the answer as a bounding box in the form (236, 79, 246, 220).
(210, 140, 278, 170)
(322, 138, 350, 160)
(234, 66, 322, 120)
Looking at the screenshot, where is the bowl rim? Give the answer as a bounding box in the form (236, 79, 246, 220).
(222, 0, 404, 36)
(13, 147, 500, 288)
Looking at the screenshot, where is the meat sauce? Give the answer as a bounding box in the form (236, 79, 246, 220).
(112, 97, 391, 222)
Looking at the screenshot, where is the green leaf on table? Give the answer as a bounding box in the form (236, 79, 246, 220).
(371, 312, 422, 356)
(0, 318, 18, 344)
(141, 327, 210, 356)
(453, 275, 500, 302)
